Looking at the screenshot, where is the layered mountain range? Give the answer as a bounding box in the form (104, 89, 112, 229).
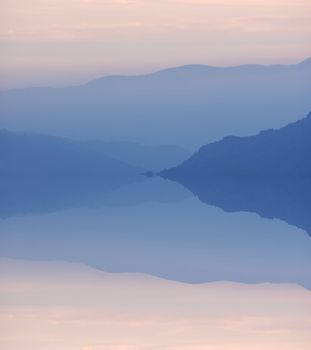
(1, 58, 310, 147)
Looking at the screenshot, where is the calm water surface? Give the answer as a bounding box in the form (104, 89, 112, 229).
(1, 176, 310, 350)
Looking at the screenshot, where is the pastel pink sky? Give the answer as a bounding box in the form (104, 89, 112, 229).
(1, 259, 311, 350)
(0, 0, 310, 88)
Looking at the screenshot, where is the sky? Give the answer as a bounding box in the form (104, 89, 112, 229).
(0, 0, 310, 89)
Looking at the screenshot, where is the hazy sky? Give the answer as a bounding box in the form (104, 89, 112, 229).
(0, 0, 311, 88)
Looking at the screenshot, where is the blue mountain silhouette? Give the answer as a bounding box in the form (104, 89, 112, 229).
(160, 112, 311, 235)
(0, 130, 191, 217)
(0, 129, 143, 178)
(0, 130, 146, 216)
(1, 58, 310, 147)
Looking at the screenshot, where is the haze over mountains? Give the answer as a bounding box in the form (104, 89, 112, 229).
(1, 61, 311, 284)
(81, 139, 190, 171)
(0, 129, 189, 175)
(2, 110, 311, 231)
(0, 129, 142, 179)
(1, 58, 310, 147)
(0, 129, 191, 217)
(1, 105, 311, 288)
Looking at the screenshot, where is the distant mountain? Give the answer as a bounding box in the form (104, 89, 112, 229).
(81, 140, 190, 171)
(0, 129, 143, 178)
(0, 129, 189, 172)
(0, 130, 145, 216)
(1, 58, 310, 147)
(0, 130, 191, 217)
(160, 112, 311, 235)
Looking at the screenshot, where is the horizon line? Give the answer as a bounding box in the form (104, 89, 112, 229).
(1, 55, 310, 93)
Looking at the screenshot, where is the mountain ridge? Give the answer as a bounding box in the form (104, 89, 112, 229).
(4, 58, 309, 93)
(160, 111, 311, 178)
(1, 58, 310, 147)
(159, 112, 311, 235)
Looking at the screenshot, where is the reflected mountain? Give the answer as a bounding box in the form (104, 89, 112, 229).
(161, 176, 311, 236)
(0, 129, 146, 217)
(0, 174, 190, 218)
(161, 112, 311, 235)
(1, 115, 311, 289)
(1, 194, 311, 289)
(0, 129, 192, 217)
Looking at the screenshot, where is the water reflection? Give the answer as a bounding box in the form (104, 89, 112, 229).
(1, 258, 310, 350)
(163, 175, 311, 236)
(0, 177, 310, 289)
(0, 175, 190, 218)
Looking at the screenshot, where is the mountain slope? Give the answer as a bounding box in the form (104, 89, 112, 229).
(161, 112, 311, 177)
(81, 140, 190, 171)
(0, 130, 190, 217)
(0, 130, 144, 217)
(1, 58, 310, 147)
(0, 129, 143, 178)
(160, 112, 311, 235)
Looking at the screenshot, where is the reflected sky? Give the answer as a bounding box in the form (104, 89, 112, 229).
(1, 259, 311, 350)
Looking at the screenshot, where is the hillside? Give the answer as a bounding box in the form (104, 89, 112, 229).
(161, 112, 311, 177)
(160, 112, 311, 235)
